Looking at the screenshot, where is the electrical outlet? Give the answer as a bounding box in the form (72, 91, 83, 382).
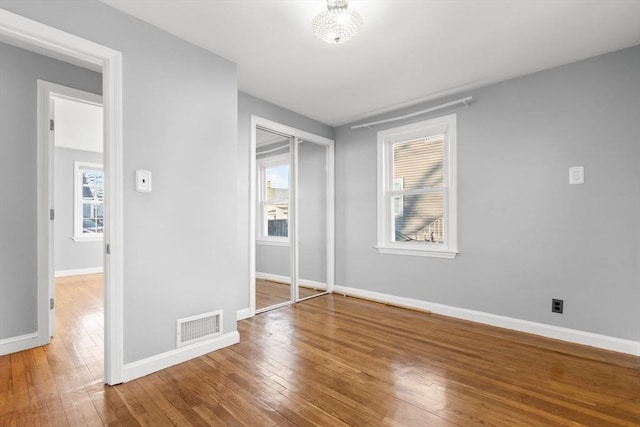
(552, 298, 563, 314)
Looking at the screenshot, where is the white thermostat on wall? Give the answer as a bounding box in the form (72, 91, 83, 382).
(136, 170, 152, 192)
(569, 166, 584, 185)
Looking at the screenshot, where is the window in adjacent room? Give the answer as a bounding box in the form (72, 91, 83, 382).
(376, 114, 458, 258)
(73, 161, 104, 241)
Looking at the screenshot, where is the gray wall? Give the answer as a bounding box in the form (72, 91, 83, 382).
(256, 244, 290, 278)
(335, 46, 640, 341)
(0, 41, 102, 340)
(1, 1, 239, 363)
(238, 92, 333, 310)
(298, 141, 328, 284)
(54, 147, 103, 273)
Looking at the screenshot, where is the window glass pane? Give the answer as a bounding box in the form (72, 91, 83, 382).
(393, 193, 444, 243)
(265, 164, 289, 202)
(265, 202, 288, 237)
(393, 137, 443, 190)
(393, 196, 403, 217)
(393, 178, 404, 217)
(83, 203, 92, 219)
(81, 169, 104, 201)
(82, 203, 104, 234)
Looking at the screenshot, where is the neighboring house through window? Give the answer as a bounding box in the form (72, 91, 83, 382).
(74, 161, 104, 241)
(257, 153, 290, 243)
(376, 114, 458, 258)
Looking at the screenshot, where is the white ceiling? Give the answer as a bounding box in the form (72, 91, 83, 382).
(101, 0, 640, 127)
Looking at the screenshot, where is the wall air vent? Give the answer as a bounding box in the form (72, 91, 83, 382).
(176, 310, 222, 348)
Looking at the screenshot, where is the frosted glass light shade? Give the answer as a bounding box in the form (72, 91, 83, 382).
(312, 0, 363, 44)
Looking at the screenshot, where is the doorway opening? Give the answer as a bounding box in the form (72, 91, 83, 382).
(0, 9, 124, 385)
(46, 83, 105, 381)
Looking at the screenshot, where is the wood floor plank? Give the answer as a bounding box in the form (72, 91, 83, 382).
(189, 357, 297, 427)
(134, 374, 199, 426)
(256, 279, 325, 311)
(1, 275, 638, 425)
(199, 353, 346, 427)
(191, 402, 242, 427)
(114, 380, 174, 426)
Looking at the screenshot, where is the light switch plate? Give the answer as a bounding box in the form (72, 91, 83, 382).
(136, 170, 152, 192)
(569, 166, 584, 185)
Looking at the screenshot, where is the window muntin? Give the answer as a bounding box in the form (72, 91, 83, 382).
(377, 114, 457, 258)
(74, 162, 104, 241)
(258, 154, 290, 241)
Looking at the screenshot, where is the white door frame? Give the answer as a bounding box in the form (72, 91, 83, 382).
(0, 9, 124, 385)
(250, 116, 335, 316)
(38, 81, 103, 339)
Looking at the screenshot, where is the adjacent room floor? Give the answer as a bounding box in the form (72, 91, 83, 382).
(1, 275, 638, 425)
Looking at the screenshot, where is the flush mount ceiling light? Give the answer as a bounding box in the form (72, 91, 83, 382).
(312, 0, 363, 45)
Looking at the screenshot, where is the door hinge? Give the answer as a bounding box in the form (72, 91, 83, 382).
(50, 209, 55, 220)
(49, 119, 55, 131)
(106, 243, 110, 255)
(50, 298, 55, 309)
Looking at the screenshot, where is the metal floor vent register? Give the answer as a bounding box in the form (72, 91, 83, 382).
(176, 310, 222, 347)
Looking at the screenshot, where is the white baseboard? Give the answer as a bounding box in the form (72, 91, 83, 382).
(121, 331, 239, 382)
(299, 278, 327, 290)
(0, 332, 40, 356)
(333, 285, 640, 356)
(237, 307, 252, 321)
(255, 272, 289, 283)
(55, 267, 103, 277)
(256, 272, 327, 290)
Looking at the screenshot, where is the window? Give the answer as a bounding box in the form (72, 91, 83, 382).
(376, 114, 458, 258)
(257, 153, 290, 243)
(74, 161, 104, 241)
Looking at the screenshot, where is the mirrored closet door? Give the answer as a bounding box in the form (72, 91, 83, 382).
(252, 119, 334, 314)
(255, 128, 293, 311)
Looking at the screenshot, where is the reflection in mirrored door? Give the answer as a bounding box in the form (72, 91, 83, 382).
(296, 139, 328, 301)
(252, 118, 334, 314)
(255, 128, 293, 311)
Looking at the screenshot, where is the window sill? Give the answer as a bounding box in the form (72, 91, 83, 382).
(375, 245, 458, 259)
(256, 239, 290, 247)
(72, 235, 103, 243)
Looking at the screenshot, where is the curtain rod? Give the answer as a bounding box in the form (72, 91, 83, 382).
(351, 96, 473, 130)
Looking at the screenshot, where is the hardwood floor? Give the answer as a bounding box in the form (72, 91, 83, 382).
(0, 274, 106, 426)
(1, 275, 638, 426)
(256, 279, 324, 310)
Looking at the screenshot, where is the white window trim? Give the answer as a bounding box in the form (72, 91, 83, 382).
(73, 161, 104, 242)
(376, 114, 458, 259)
(256, 152, 290, 243)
